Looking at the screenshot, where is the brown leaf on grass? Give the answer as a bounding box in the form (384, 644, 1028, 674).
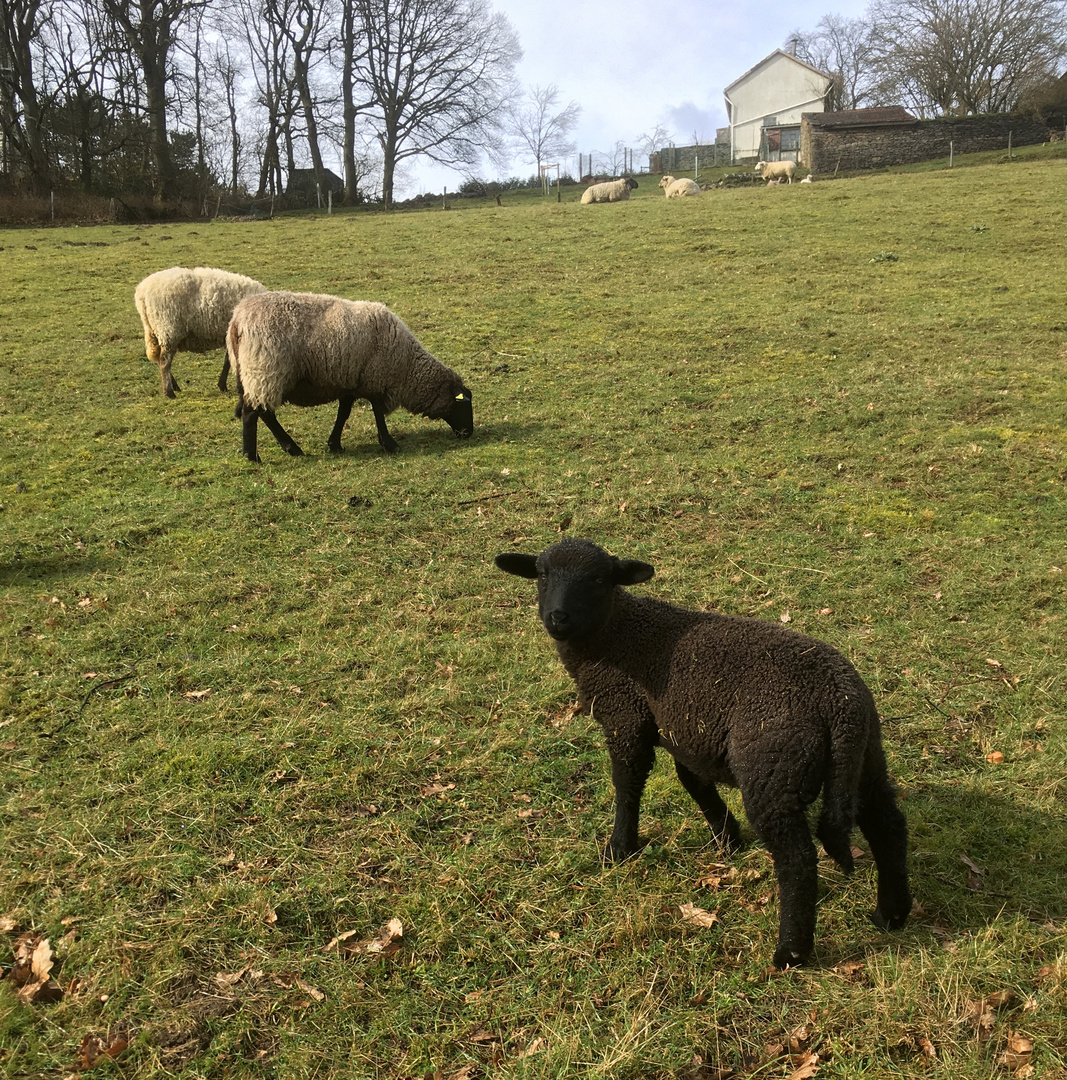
(986, 751, 1005, 764)
(324, 917, 403, 957)
(697, 865, 738, 890)
(960, 852, 984, 891)
(0, 915, 17, 933)
(10, 935, 64, 1004)
(786, 1052, 820, 1079)
(183, 688, 212, 700)
(446, 1066, 480, 1080)
(679, 902, 719, 928)
(468, 1027, 498, 1044)
(77, 1029, 129, 1069)
(420, 782, 456, 797)
(965, 991, 1018, 1042)
(516, 808, 546, 820)
(997, 1032, 1034, 1073)
(787, 1024, 813, 1055)
(832, 959, 866, 982)
(918, 1036, 937, 1059)
(294, 978, 325, 1002)
(549, 701, 584, 727)
(516, 1036, 547, 1058)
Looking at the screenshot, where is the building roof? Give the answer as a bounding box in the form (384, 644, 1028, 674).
(804, 106, 917, 129)
(724, 49, 832, 95)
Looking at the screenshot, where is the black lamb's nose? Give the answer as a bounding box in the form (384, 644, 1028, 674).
(547, 609, 570, 629)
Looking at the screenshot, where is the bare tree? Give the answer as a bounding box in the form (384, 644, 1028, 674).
(349, 0, 521, 208)
(101, 0, 203, 201)
(867, 0, 1067, 116)
(787, 15, 879, 110)
(0, 0, 54, 191)
(506, 83, 580, 175)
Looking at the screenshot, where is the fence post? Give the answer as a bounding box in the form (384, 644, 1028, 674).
(51, 191, 54, 221)
(328, 189, 333, 214)
(949, 141, 954, 167)
(1008, 131, 1012, 158)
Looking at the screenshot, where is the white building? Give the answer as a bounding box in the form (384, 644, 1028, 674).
(723, 50, 833, 164)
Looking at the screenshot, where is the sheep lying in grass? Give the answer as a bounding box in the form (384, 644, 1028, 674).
(580, 177, 638, 204)
(755, 160, 796, 184)
(494, 538, 912, 969)
(227, 291, 473, 463)
(134, 266, 267, 398)
(659, 175, 701, 198)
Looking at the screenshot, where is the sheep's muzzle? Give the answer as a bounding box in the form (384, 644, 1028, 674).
(445, 392, 474, 438)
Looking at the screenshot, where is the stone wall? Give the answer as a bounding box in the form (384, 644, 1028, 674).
(651, 142, 729, 174)
(802, 112, 1050, 173)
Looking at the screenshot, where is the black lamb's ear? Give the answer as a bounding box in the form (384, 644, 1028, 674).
(613, 558, 654, 586)
(495, 553, 539, 579)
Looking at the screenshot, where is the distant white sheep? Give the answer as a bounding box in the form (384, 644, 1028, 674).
(658, 175, 701, 198)
(799, 174, 813, 183)
(755, 160, 797, 184)
(580, 177, 638, 204)
(134, 266, 267, 398)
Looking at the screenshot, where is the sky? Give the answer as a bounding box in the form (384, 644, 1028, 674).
(396, 0, 874, 196)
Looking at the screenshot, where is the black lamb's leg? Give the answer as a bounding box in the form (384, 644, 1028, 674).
(602, 729, 656, 863)
(218, 356, 230, 393)
(674, 760, 742, 851)
(857, 743, 912, 932)
(328, 395, 356, 453)
(744, 796, 818, 968)
(370, 397, 399, 453)
(259, 408, 303, 456)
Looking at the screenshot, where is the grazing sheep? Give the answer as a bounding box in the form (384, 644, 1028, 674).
(755, 160, 797, 184)
(227, 291, 473, 463)
(494, 538, 912, 969)
(659, 175, 701, 198)
(134, 266, 267, 398)
(580, 177, 638, 204)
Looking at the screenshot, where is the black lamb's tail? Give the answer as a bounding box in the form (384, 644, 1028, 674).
(816, 703, 872, 873)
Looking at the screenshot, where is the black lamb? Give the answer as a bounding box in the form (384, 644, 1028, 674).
(494, 537, 912, 969)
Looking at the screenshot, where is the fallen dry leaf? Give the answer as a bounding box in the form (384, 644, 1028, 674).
(679, 902, 719, 928)
(468, 1027, 498, 1044)
(918, 1035, 937, 1058)
(786, 1051, 820, 1080)
(832, 959, 866, 982)
(516, 808, 546, 820)
(517, 1036, 547, 1058)
(295, 978, 325, 1002)
(998, 1032, 1035, 1075)
(77, 1029, 129, 1069)
(183, 688, 212, 700)
(986, 751, 1005, 764)
(787, 1024, 813, 1055)
(0, 915, 17, 933)
(420, 782, 456, 797)
(11, 935, 64, 1005)
(324, 917, 403, 957)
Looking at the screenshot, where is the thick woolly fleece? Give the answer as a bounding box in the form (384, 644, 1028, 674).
(495, 538, 912, 969)
(228, 291, 472, 461)
(580, 177, 639, 203)
(134, 266, 267, 397)
(659, 176, 702, 198)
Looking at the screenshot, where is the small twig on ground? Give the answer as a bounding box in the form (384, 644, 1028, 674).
(40, 673, 136, 739)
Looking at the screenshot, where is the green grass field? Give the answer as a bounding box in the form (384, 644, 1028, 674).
(1, 148, 1065, 1079)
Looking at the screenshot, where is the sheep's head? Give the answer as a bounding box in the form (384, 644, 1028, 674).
(442, 387, 474, 439)
(495, 538, 654, 643)
(625, 176, 639, 190)
(659, 176, 674, 189)
(754, 162, 766, 175)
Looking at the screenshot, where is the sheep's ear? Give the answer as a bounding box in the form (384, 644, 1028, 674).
(613, 558, 654, 586)
(495, 553, 539, 579)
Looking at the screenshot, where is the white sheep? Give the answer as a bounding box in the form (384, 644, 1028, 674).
(134, 266, 267, 398)
(227, 291, 473, 463)
(755, 160, 797, 184)
(658, 175, 701, 198)
(799, 174, 813, 183)
(580, 177, 638, 204)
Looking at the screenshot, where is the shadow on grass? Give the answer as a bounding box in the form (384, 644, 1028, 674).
(0, 553, 110, 587)
(904, 777, 1066, 928)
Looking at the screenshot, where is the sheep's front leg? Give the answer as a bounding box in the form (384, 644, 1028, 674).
(674, 760, 742, 851)
(370, 397, 400, 453)
(218, 356, 231, 393)
(242, 405, 303, 461)
(328, 395, 356, 453)
(601, 728, 656, 862)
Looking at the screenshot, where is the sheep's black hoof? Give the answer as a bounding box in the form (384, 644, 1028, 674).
(242, 452, 262, 465)
(603, 839, 642, 864)
(283, 443, 304, 457)
(328, 442, 344, 454)
(772, 945, 807, 970)
(871, 904, 910, 932)
(380, 440, 400, 454)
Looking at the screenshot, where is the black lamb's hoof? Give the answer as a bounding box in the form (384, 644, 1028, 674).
(871, 902, 911, 932)
(772, 945, 807, 970)
(283, 443, 304, 457)
(602, 838, 642, 864)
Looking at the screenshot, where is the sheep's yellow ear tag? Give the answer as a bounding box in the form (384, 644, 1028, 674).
(456, 393, 465, 400)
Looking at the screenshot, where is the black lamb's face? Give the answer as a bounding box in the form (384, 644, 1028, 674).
(495, 539, 654, 644)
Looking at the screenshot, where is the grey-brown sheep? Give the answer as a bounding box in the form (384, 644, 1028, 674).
(134, 266, 267, 398)
(226, 291, 473, 463)
(494, 538, 912, 969)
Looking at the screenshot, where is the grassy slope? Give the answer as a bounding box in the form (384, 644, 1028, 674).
(1, 150, 1065, 1079)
